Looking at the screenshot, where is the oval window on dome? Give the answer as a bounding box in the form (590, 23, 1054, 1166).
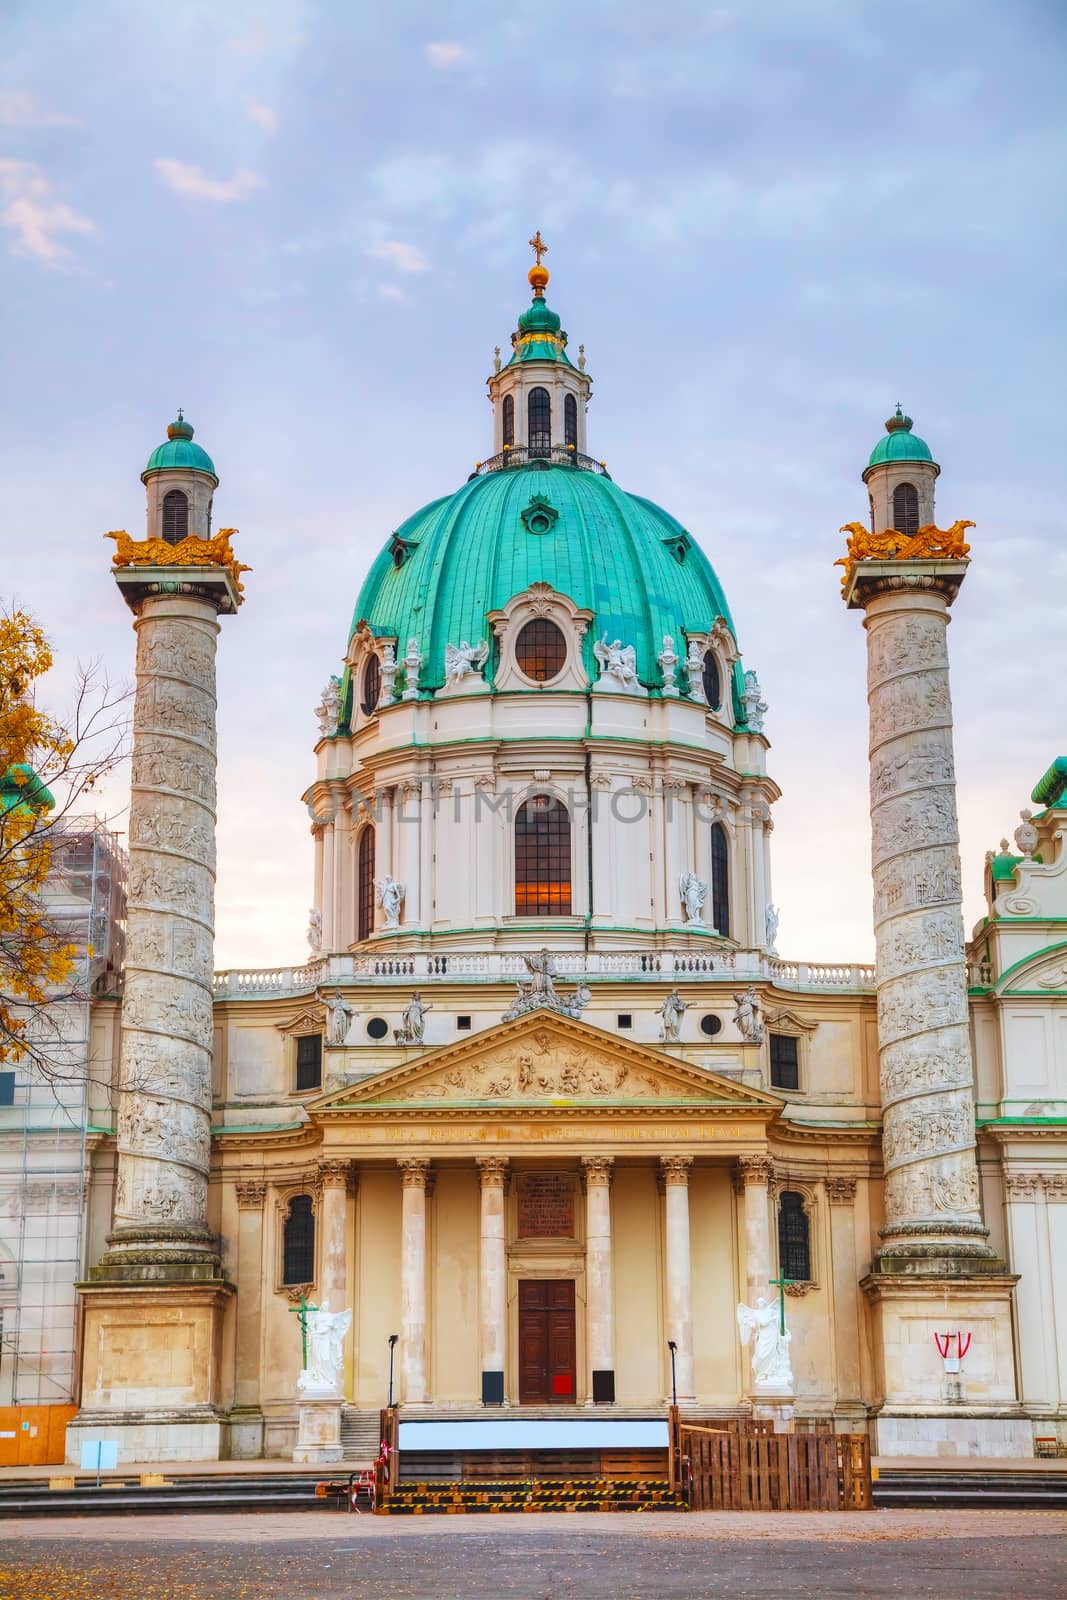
(361, 655, 381, 716)
(516, 620, 567, 683)
(702, 652, 721, 710)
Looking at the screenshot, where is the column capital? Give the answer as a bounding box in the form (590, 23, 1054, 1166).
(581, 1155, 614, 1186)
(659, 1155, 693, 1187)
(318, 1159, 352, 1190)
(734, 1153, 773, 1191)
(476, 1156, 509, 1187)
(398, 1157, 431, 1188)
(825, 1175, 858, 1205)
(235, 1179, 267, 1211)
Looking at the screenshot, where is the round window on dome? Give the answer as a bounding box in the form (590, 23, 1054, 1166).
(361, 655, 381, 716)
(516, 620, 567, 683)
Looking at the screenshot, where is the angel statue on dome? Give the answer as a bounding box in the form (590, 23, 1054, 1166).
(593, 634, 639, 690)
(444, 639, 489, 688)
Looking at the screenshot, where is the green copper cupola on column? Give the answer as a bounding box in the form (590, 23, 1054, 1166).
(862, 406, 940, 537)
(486, 232, 594, 462)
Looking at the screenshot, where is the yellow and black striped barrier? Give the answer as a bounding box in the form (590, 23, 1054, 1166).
(377, 1478, 688, 1515)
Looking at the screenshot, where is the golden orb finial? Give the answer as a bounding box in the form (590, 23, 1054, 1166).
(528, 229, 549, 297)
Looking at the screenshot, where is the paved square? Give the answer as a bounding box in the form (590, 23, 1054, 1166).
(1, 1510, 1064, 1598)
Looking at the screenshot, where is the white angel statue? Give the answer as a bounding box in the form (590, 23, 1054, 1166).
(375, 874, 405, 928)
(679, 871, 708, 925)
(593, 634, 639, 690)
(737, 1296, 794, 1389)
(444, 639, 489, 688)
(298, 1300, 353, 1394)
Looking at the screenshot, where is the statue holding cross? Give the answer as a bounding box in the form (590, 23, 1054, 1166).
(288, 1293, 319, 1369)
(737, 1283, 795, 1390)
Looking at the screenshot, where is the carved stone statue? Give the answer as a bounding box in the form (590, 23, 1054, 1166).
(1014, 808, 1039, 859)
(444, 639, 489, 688)
(578, 343, 586, 372)
(297, 1301, 353, 1394)
(732, 986, 764, 1044)
(319, 990, 355, 1047)
(765, 903, 780, 954)
(658, 634, 680, 695)
(315, 676, 341, 736)
(306, 907, 323, 954)
(737, 1297, 794, 1390)
(493, 345, 501, 374)
(742, 670, 768, 732)
(402, 637, 422, 701)
(659, 988, 689, 1042)
(679, 871, 708, 925)
(684, 639, 705, 701)
(379, 641, 397, 706)
(503, 950, 589, 1022)
(375, 874, 404, 928)
(593, 634, 640, 691)
(395, 991, 430, 1045)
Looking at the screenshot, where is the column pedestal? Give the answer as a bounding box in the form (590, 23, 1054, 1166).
(293, 1397, 344, 1464)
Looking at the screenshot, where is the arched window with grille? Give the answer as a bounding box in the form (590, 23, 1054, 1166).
(702, 651, 721, 710)
(711, 822, 730, 937)
(564, 393, 578, 449)
(528, 387, 551, 456)
(361, 654, 381, 716)
(778, 1191, 811, 1282)
(283, 1194, 315, 1285)
(502, 393, 515, 448)
(892, 482, 919, 538)
(162, 489, 189, 544)
(357, 827, 375, 942)
(515, 796, 571, 915)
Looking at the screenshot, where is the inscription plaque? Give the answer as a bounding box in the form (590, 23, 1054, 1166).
(517, 1173, 576, 1239)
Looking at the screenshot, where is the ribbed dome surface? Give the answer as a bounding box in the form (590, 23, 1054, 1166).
(348, 461, 743, 712)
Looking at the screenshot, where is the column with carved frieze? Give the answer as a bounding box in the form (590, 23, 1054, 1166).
(825, 1177, 862, 1406)
(477, 1158, 508, 1404)
(660, 1156, 695, 1402)
(234, 1180, 267, 1413)
(398, 1159, 430, 1404)
(735, 1155, 773, 1305)
(842, 546, 993, 1265)
(582, 1157, 615, 1403)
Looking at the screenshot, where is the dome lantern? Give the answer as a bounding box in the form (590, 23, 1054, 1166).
(485, 234, 594, 464)
(862, 404, 940, 535)
(140, 411, 219, 546)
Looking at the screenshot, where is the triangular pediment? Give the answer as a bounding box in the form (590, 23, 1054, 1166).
(311, 1011, 781, 1115)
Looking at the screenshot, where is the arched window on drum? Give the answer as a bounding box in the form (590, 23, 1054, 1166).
(162, 489, 189, 544)
(892, 482, 919, 538)
(711, 822, 729, 937)
(357, 827, 376, 942)
(515, 796, 571, 915)
(502, 393, 515, 448)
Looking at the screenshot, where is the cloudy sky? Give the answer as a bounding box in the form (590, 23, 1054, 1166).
(3, 0, 1064, 968)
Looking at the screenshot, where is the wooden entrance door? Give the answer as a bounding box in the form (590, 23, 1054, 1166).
(518, 1279, 576, 1404)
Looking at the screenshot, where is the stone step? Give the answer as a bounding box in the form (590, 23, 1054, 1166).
(340, 1407, 383, 1462)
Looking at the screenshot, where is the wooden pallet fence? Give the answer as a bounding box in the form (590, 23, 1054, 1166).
(677, 1419, 871, 1511)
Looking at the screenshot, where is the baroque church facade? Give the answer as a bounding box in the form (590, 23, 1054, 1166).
(44, 249, 1067, 1464)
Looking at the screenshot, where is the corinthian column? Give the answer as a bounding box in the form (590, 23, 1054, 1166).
(842, 546, 993, 1264)
(476, 1158, 508, 1404)
(660, 1157, 695, 1402)
(104, 564, 241, 1274)
(582, 1156, 615, 1403)
(735, 1154, 773, 1303)
(398, 1159, 430, 1404)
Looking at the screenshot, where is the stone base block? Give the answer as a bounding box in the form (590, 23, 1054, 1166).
(293, 1398, 344, 1464)
(228, 1409, 265, 1460)
(750, 1390, 796, 1433)
(872, 1413, 1035, 1459)
(65, 1413, 226, 1466)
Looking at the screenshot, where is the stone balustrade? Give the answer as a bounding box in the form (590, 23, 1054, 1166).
(213, 949, 882, 999)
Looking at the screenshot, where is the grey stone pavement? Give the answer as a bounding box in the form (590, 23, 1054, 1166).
(1, 1510, 1065, 1599)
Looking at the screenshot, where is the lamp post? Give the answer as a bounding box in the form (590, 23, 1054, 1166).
(667, 1340, 678, 1408)
(387, 1333, 398, 1408)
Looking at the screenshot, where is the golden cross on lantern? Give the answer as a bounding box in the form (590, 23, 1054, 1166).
(529, 230, 548, 266)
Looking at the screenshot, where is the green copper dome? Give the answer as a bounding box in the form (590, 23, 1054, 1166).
(348, 461, 747, 719)
(142, 412, 218, 481)
(1, 764, 55, 815)
(867, 406, 935, 469)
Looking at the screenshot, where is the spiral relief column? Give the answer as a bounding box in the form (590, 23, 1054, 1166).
(68, 416, 247, 1466)
(839, 437, 1028, 1458)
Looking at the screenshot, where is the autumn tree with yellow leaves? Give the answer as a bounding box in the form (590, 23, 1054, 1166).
(1, 606, 127, 1084)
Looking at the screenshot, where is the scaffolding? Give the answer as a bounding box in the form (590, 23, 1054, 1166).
(0, 819, 127, 1406)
